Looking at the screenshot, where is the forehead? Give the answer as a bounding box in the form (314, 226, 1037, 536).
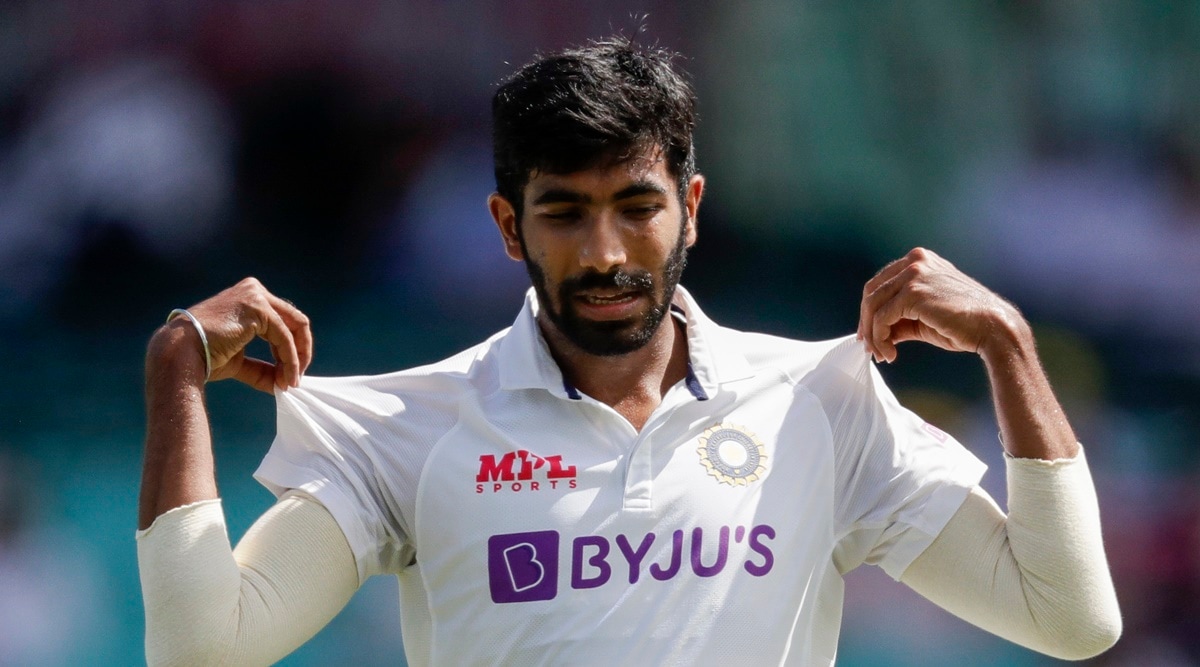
(524, 150, 674, 200)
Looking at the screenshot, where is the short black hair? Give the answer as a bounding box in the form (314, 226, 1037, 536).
(492, 36, 698, 219)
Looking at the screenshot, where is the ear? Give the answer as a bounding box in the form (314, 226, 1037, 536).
(488, 192, 524, 261)
(683, 174, 704, 248)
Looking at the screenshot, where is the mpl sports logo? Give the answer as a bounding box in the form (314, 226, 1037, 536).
(475, 450, 578, 494)
(487, 525, 776, 604)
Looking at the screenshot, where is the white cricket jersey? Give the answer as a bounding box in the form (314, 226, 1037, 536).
(255, 286, 986, 666)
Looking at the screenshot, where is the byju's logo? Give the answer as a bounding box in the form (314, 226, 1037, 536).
(487, 530, 560, 603)
(486, 525, 776, 605)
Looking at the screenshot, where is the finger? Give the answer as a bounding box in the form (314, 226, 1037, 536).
(874, 291, 974, 361)
(863, 254, 915, 297)
(858, 255, 916, 343)
(257, 308, 300, 388)
(861, 263, 922, 359)
(885, 320, 962, 362)
(872, 274, 935, 361)
(870, 301, 907, 364)
(265, 292, 313, 375)
(233, 356, 282, 394)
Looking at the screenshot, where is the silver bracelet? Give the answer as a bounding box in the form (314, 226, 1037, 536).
(166, 308, 212, 382)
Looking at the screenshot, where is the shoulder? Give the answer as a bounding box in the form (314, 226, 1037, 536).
(278, 329, 509, 426)
(716, 326, 867, 385)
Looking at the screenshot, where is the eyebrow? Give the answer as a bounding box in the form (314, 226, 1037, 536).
(530, 180, 670, 206)
(531, 188, 589, 206)
(613, 181, 670, 200)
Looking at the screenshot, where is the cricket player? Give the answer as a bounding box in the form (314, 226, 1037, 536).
(137, 37, 1121, 665)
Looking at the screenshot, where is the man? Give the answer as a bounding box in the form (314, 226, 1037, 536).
(137, 38, 1121, 665)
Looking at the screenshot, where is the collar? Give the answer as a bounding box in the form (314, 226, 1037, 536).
(497, 285, 756, 400)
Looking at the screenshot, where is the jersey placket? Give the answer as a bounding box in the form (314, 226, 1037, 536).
(573, 381, 701, 512)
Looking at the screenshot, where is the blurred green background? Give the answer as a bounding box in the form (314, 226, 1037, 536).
(1, 1, 1198, 665)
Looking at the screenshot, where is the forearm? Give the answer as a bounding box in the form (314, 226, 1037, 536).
(138, 492, 359, 666)
(901, 453, 1121, 659)
(979, 309, 1078, 461)
(138, 321, 218, 530)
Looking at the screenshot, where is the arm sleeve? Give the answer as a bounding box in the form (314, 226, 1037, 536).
(136, 491, 359, 667)
(254, 379, 413, 582)
(804, 338, 987, 577)
(900, 449, 1122, 660)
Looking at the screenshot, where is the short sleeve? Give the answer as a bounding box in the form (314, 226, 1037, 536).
(801, 337, 987, 579)
(254, 378, 409, 583)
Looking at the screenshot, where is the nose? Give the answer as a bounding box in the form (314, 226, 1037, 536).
(579, 214, 627, 273)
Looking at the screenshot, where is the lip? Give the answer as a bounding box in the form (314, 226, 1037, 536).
(572, 290, 645, 320)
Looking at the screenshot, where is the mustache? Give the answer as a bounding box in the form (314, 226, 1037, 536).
(564, 269, 655, 293)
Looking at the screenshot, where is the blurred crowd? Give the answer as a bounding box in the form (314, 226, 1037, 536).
(0, 1, 1197, 665)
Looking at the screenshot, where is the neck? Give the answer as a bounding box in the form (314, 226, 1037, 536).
(539, 313, 690, 431)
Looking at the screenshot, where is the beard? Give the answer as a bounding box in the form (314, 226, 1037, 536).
(522, 224, 689, 357)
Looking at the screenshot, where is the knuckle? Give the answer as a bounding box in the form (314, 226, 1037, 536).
(908, 247, 928, 261)
(250, 292, 271, 311)
(244, 303, 267, 332)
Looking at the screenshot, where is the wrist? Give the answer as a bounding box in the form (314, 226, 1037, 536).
(146, 322, 208, 388)
(976, 301, 1035, 369)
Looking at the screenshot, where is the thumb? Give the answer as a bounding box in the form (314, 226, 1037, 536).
(212, 351, 280, 394)
(890, 319, 964, 353)
(233, 357, 283, 394)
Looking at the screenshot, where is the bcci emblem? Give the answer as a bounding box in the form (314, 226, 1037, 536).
(697, 423, 768, 486)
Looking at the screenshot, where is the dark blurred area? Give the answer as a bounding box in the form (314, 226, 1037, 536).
(0, 1, 1197, 665)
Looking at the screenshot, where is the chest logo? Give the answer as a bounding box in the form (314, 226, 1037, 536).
(476, 450, 578, 494)
(697, 423, 767, 486)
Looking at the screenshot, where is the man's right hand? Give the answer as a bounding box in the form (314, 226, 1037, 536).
(156, 277, 313, 393)
(139, 278, 312, 529)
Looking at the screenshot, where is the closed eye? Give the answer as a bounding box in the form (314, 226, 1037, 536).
(624, 205, 664, 220)
(539, 209, 582, 222)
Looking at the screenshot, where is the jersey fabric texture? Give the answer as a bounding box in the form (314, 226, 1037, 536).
(254, 286, 986, 666)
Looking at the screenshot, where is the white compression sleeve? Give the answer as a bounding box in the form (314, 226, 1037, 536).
(136, 491, 359, 666)
(900, 449, 1122, 660)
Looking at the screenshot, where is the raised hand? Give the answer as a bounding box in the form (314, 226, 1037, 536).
(857, 247, 1025, 364)
(164, 278, 313, 393)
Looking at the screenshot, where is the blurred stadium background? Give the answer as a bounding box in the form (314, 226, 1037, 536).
(0, 1, 1198, 664)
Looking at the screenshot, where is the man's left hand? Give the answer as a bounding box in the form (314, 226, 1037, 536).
(857, 247, 1025, 364)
